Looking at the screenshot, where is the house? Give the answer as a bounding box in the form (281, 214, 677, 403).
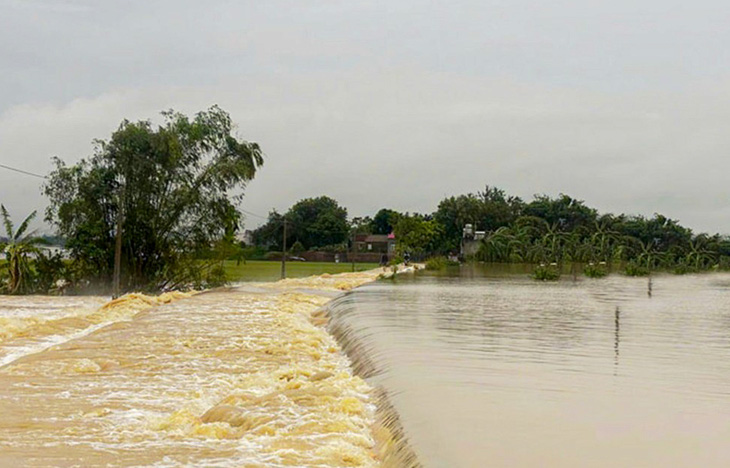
(461, 224, 485, 256)
(354, 233, 396, 256)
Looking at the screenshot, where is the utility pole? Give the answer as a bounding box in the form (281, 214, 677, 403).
(351, 230, 355, 272)
(281, 218, 287, 279)
(112, 182, 124, 298)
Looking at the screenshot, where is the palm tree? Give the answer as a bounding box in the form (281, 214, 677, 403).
(0, 206, 44, 294)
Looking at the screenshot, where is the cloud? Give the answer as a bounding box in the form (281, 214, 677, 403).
(1, 67, 730, 234)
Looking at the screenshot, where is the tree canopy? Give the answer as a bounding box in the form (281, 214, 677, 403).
(252, 196, 349, 251)
(43, 106, 263, 291)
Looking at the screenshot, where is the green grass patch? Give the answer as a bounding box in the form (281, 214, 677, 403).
(223, 260, 379, 282)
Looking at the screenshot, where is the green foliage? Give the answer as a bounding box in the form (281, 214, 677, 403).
(389, 254, 404, 266)
(287, 196, 349, 249)
(350, 216, 374, 235)
(425, 256, 449, 270)
(33, 251, 67, 293)
(434, 186, 522, 253)
(524, 194, 597, 234)
(0, 206, 45, 294)
(624, 261, 650, 277)
(434, 186, 730, 275)
(583, 262, 608, 278)
(264, 251, 283, 260)
(672, 262, 696, 275)
(252, 197, 348, 251)
(43, 106, 263, 292)
(533, 264, 561, 281)
(224, 260, 378, 282)
(290, 241, 305, 255)
(372, 209, 401, 235)
(241, 245, 267, 260)
(393, 214, 442, 255)
(246, 184, 730, 278)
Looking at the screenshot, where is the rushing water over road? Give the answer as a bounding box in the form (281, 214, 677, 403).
(330, 267, 730, 468)
(0, 271, 389, 467)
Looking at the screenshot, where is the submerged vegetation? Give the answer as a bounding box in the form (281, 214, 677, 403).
(533, 264, 561, 281)
(424, 256, 459, 271)
(436, 188, 730, 278)
(583, 262, 608, 278)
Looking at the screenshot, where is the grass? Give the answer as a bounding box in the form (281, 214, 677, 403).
(223, 260, 379, 282)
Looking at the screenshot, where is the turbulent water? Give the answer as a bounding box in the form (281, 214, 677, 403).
(329, 267, 730, 468)
(0, 271, 391, 467)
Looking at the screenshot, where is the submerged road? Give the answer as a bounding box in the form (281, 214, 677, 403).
(0, 271, 391, 467)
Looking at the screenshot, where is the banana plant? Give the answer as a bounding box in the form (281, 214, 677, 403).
(0, 206, 44, 294)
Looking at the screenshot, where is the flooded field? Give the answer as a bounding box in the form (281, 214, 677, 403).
(330, 267, 730, 468)
(0, 271, 386, 467)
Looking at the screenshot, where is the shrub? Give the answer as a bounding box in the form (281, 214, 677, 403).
(425, 256, 448, 270)
(290, 241, 305, 255)
(583, 262, 608, 278)
(389, 255, 404, 266)
(533, 264, 560, 281)
(33, 251, 67, 293)
(624, 261, 650, 277)
(264, 251, 283, 260)
(672, 263, 697, 275)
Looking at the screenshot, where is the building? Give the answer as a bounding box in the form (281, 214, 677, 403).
(461, 224, 485, 257)
(354, 233, 396, 256)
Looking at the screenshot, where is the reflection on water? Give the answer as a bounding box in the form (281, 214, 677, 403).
(330, 267, 730, 468)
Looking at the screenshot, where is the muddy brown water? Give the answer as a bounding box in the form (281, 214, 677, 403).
(0, 273, 383, 467)
(329, 266, 730, 467)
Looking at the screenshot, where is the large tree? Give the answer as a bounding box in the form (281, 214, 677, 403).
(393, 214, 443, 255)
(372, 209, 401, 235)
(251, 196, 349, 251)
(44, 106, 263, 291)
(287, 196, 349, 249)
(434, 185, 523, 252)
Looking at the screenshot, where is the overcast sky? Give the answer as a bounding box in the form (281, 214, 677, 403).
(1, 0, 730, 234)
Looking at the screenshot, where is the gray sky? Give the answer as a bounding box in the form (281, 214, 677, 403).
(1, 0, 730, 234)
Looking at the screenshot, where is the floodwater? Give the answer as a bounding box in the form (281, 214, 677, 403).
(0, 271, 385, 467)
(329, 266, 730, 468)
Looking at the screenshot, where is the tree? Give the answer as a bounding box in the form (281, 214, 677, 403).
(350, 216, 374, 235)
(0, 206, 44, 294)
(479, 227, 518, 262)
(523, 194, 597, 235)
(286, 196, 349, 249)
(372, 209, 401, 235)
(434, 186, 522, 253)
(44, 106, 263, 291)
(393, 214, 442, 255)
(252, 210, 286, 250)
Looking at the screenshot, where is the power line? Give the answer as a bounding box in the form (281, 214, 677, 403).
(240, 208, 269, 220)
(0, 163, 47, 179)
